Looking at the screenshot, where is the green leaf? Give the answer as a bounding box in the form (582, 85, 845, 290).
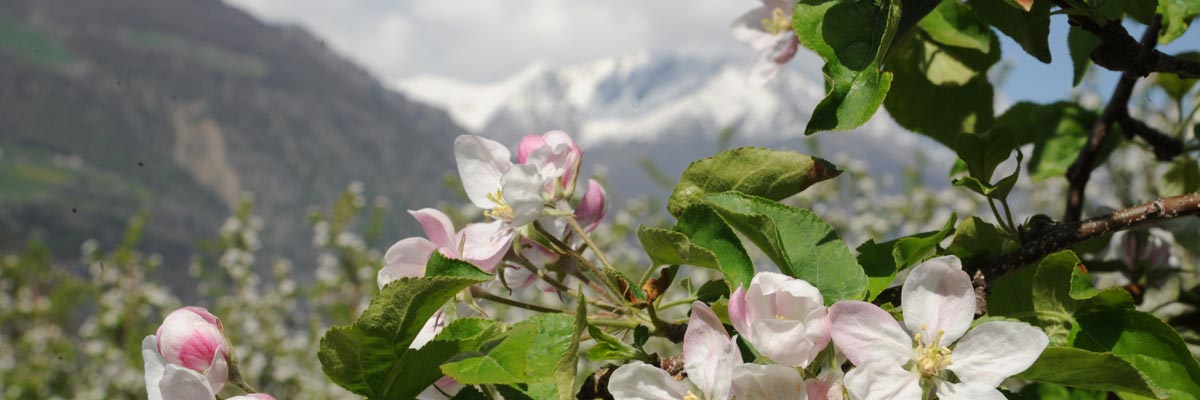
(318, 275, 492, 398)
(993, 102, 1117, 181)
(637, 227, 720, 270)
(1017, 347, 1158, 397)
(955, 128, 1017, 182)
(947, 216, 1018, 265)
(556, 295, 586, 400)
(856, 214, 957, 301)
(1159, 0, 1200, 44)
(1162, 158, 1200, 196)
(1154, 52, 1200, 101)
(704, 192, 867, 303)
(794, 0, 902, 134)
(442, 314, 576, 385)
(919, 0, 991, 53)
(967, 0, 1051, 63)
(585, 324, 640, 362)
(426, 251, 494, 280)
(1075, 310, 1200, 399)
(886, 33, 998, 147)
(667, 147, 841, 216)
(1068, 28, 1100, 87)
(674, 205, 755, 290)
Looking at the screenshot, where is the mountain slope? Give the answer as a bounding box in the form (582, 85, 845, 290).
(395, 52, 955, 201)
(0, 0, 465, 266)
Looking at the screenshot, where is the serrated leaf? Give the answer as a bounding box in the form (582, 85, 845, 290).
(892, 213, 957, 269)
(426, 251, 494, 280)
(318, 275, 491, 398)
(1075, 311, 1200, 399)
(1068, 28, 1100, 87)
(1016, 347, 1159, 397)
(794, 0, 900, 134)
(947, 216, 1019, 265)
(968, 0, 1052, 63)
(674, 205, 755, 290)
(668, 147, 841, 216)
(704, 191, 867, 304)
(919, 0, 991, 53)
(855, 213, 957, 301)
(585, 324, 640, 362)
(637, 226, 720, 269)
(442, 314, 575, 385)
(1159, 0, 1200, 44)
(556, 295, 586, 400)
(1163, 158, 1200, 196)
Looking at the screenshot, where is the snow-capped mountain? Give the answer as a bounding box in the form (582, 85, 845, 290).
(395, 52, 955, 200)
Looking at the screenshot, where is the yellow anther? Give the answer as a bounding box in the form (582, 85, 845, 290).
(761, 7, 792, 35)
(484, 189, 515, 222)
(683, 392, 701, 400)
(912, 328, 953, 378)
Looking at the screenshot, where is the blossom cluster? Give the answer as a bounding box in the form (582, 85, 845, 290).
(610, 256, 1050, 400)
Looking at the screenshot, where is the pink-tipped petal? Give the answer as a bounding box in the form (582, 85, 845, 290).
(458, 220, 513, 273)
(684, 302, 738, 400)
(728, 286, 753, 341)
(901, 256, 974, 345)
(731, 363, 806, 399)
(380, 237, 438, 287)
(155, 307, 230, 381)
(828, 301, 912, 367)
(408, 208, 457, 249)
(574, 180, 608, 231)
(516, 134, 549, 164)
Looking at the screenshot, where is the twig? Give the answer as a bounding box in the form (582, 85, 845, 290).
(469, 287, 563, 314)
(1118, 114, 1185, 160)
(1064, 15, 1163, 223)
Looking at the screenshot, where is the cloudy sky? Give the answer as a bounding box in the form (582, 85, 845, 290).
(225, 0, 751, 83)
(222, 0, 1199, 104)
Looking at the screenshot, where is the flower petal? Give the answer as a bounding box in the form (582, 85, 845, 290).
(901, 256, 974, 344)
(684, 302, 738, 400)
(143, 336, 167, 400)
(934, 380, 1006, 400)
(574, 180, 608, 232)
(408, 208, 457, 249)
(728, 286, 753, 342)
(455, 135, 512, 210)
(516, 134, 548, 164)
(828, 301, 912, 367)
(842, 360, 921, 400)
(731, 7, 777, 50)
(948, 321, 1049, 387)
(500, 164, 547, 227)
(732, 363, 807, 399)
(609, 362, 689, 400)
(380, 237, 437, 287)
(159, 364, 216, 400)
(410, 309, 447, 350)
(750, 318, 822, 367)
(204, 345, 229, 393)
(458, 220, 512, 272)
(805, 366, 845, 400)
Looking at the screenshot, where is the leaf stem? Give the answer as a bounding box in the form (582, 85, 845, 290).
(469, 287, 562, 314)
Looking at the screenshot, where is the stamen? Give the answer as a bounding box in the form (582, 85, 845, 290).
(761, 7, 792, 35)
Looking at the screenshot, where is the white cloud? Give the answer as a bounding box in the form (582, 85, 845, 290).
(223, 0, 751, 82)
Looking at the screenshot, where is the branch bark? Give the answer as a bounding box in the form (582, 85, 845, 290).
(1063, 15, 1164, 223)
(1067, 10, 1200, 79)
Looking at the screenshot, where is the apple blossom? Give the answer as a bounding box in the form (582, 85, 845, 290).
(155, 306, 231, 393)
(731, 0, 801, 85)
(379, 208, 507, 288)
(728, 271, 829, 367)
(829, 256, 1049, 400)
(516, 130, 583, 200)
(574, 179, 608, 232)
(609, 301, 805, 400)
(1118, 227, 1175, 273)
(143, 335, 221, 400)
(455, 135, 554, 267)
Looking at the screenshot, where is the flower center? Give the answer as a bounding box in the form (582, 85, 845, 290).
(761, 7, 792, 35)
(485, 190, 515, 222)
(682, 392, 700, 400)
(912, 325, 953, 378)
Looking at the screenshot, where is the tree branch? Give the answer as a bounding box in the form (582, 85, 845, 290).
(1066, 10, 1200, 79)
(1063, 15, 1163, 223)
(974, 192, 1200, 289)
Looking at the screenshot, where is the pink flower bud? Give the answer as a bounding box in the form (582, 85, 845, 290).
(574, 179, 607, 232)
(516, 134, 549, 164)
(516, 131, 584, 198)
(155, 306, 231, 392)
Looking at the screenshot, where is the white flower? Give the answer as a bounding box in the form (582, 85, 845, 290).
(454, 135, 553, 266)
(829, 256, 1049, 400)
(378, 208, 507, 288)
(728, 272, 829, 367)
(609, 302, 805, 400)
(731, 0, 801, 85)
(143, 335, 220, 400)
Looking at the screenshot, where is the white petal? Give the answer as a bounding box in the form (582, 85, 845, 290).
(454, 135, 512, 209)
(901, 256, 974, 344)
(731, 7, 777, 50)
(159, 364, 215, 400)
(380, 237, 437, 288)
(842, 360, 921, 400)
(142, 336, 167, 400)
(805, 367, 845, 400)
(935, 380, 1006, 400)
(749, 318, 821, 367)
(204, 347, 229, 393)
(684, 302, 738, 400)
(608, 362, 689, 400)
(732, 363, 807, 400)
(948, 321, 1049, 387)
(408, 208, 457, 249)
(410, 309, 447, 350)
(458, 220, 513, 272)
(500, 164, 547, 227)
(828, 301, 912, 367)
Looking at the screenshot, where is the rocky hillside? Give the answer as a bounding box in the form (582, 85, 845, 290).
(0, 0, 465, 268)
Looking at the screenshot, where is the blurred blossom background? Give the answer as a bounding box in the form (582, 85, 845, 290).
(1, 0, 1198, 398)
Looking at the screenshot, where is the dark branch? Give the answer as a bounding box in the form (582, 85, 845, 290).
(1068, 11, 1200, 79)
(975, 192, 1200, 286)
(1117, 114, 1184, 161)
(1063, 15, 1163, 223)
